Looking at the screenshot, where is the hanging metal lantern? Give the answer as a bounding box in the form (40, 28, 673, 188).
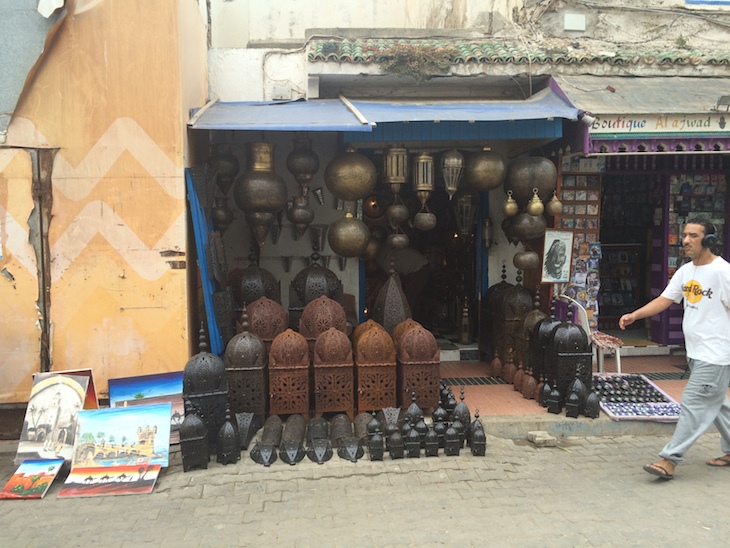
(465, 147, 506, 192)
(386, 231, 409, 250)
(286, 137, 319, 194)
(503, 190, 519, 217)
(414, 209, 437, 231)
(511, 212, 547, 241)
(324, 145, 377, 201)
(526, 188, 545, 216)
(412, 152, 434, 207)
(482, 217, 493, 249)
(452, 185, 478, 236)
(386, 202, 410, 229)
(546, 190, 563, 216)
(505, 156, 558, 205)
(441, 149, 464, 200)
(286, 194, 315, 237)
(211, 195, 235, 234)
(513, 250, 541, 270)
(208, 142, 240, 195)
(383, 145, 409, 196)
(328, 210, 370, 258)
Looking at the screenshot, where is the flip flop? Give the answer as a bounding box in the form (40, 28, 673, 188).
(706, 455, 730, 467)
(643, 463, 674, 479)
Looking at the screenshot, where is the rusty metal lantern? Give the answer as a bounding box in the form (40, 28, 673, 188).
(412, 152, 434, 207)
(383, 145, 409, 196)
(328, 210, 370, 258)
(441, 149, 464, 200)
(268, 329, 311, 416)
(465, 147, 506, 191)
(312, 326, 354, 418)
(324, 145, 377, 201)
(286, 137, 319, 194)
(224, 307, 268, 418)
(233, 142, 288, 247)
(247, 296, 288, 352)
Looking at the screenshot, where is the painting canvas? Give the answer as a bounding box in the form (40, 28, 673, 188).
(71, 403, 172, 469)
(57, 463, 161, 498)
(109, 371, 183, 444)
(0, 458, 64, 499)
(34, 369, 99, 410)
(542, 229, 574, 284)
(15, 374, 89, 465)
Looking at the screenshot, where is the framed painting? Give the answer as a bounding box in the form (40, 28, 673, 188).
(542, 229, 574, 284)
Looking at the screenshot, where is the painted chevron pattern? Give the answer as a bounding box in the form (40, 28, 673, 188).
(0, 204, 36, 274)
(49, 202, 185, 282)
(52, 117, 183, 200)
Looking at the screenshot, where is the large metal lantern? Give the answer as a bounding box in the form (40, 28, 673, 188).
(505, 156, 558, 205)
(510, 212, 547, 241)
(233, 142, 288, 247)
(383, 145, 409, 196)
(286, 194, 315, 237)
(441, 149, 464, 200)
(465, 148, 506, 191)
(412, 153, 434, 207)
(324, 145, 377, 201)
(328, 211, 370, 258)
(286, 137, 319, 193)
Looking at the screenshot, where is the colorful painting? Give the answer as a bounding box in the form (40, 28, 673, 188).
(15, 374, 89, 465)
(34, 369, 99, 410)
(108, 371, 183, 444)
(72, 403, 172, 468)
(0, 458, 64, 499)
(58, 464, 161, 498)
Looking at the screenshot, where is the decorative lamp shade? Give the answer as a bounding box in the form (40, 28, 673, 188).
(299, 295, 347, 342)
(383, 145, 409, 195)
(412, 152, 434, 207)
(313, 327, 353, 365)
(269, 329, 309, 368)
(440, 149, 464, 200)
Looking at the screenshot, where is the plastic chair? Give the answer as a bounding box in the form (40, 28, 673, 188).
(558, 295, 622, 374)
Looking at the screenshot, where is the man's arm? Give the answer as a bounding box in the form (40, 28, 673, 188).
(619, 295, 674, 330)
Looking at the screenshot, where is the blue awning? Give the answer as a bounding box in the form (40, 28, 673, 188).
(188, 86, 578, 132)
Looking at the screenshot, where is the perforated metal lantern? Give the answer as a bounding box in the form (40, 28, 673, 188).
(496, 278, 533, 367)
(396, 324, 440, 410)
(324, 145, 377, 201)
(354, 322, 397, 414)
(544, 314, 592, 407)
(216, 406, 241, 465)
(412, 152, 434, 207)
(371, 272, 411, 335)
(279, 414, 307, 465)
(239, 261, 280, 306)
(300, 296, 348, 354)
(453, 185, 479, 236)
(291, 254, 343, 306)
(384, 145, 409, 196)
(313, 327, 354, 418)
(183, 327, 229, 446)
(179, 402, 209, 472)
(247, 296, 288, 353)
(369, 429, 384, 461)
(441, 149, 464, 200)
(268, 329, 311, 416)
(250, 415, 283, 466)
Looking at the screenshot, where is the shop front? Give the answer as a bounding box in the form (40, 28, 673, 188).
(551, 75, 730, 345)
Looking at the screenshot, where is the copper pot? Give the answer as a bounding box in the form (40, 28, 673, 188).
(324, 145, 377, 201)
(505, 156, 557, 206)
(328, 211, 370, 257)
(465, 148, 506, 191)
(233, 142, 287, 214)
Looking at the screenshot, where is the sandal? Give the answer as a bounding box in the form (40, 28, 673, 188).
(643, 463, 674, 479)
(706, 455, 730, 467)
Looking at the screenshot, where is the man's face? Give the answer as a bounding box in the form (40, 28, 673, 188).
(683, 223, 705, 261)
(551, 242, 566, 268)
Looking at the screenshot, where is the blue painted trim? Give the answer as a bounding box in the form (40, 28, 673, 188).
(344, 119, 563, 143)
(359, 259, 366, 324)
(185, 170, 224, 356)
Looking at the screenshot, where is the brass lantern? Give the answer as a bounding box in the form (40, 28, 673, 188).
(453, 186, 478, 236)
(412, 152, 434, 207)
(441, 149, 464, 200)
(383, 145, 409, 196)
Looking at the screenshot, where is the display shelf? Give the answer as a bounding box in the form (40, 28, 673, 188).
(598, 243, 642, 330)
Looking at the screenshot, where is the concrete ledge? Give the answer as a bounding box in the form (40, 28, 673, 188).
(482, 413, 678, 440)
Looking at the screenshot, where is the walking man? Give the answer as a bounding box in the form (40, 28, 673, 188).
(620, 218, 730, 479)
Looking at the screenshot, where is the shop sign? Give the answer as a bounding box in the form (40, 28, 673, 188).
(587, 113, 729, 136)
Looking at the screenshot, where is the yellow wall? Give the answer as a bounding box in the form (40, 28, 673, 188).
(1, 0, 207, 401)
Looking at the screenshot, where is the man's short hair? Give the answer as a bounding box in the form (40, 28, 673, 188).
(685, 217, 716, 236)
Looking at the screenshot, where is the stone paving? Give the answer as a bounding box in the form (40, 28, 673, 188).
(1, 431, 730, 547)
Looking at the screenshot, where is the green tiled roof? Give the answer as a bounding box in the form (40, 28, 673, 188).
(308, 38, 730, 67)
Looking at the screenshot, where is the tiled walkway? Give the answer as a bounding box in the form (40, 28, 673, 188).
(439, 353, 695, 418)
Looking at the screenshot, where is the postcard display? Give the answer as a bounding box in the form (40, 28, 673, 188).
(556, 173, 602, 328)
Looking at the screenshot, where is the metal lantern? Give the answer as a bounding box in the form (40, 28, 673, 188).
(465, 147, 506, 191)
(412, 152, 434, 207)
(453, 185, 478, 236)
(208, 142, 240, 195)
(441, 149, 464, 200)
(383, 145, 409, 196)
(286, 194, 315, 238)
(286, 137, 319, 194)
(324, 145, 377, 201)
(482, 217, 493, 249)
(327, 210, 370, 258)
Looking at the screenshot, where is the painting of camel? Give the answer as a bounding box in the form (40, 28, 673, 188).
(58, 463, 162, 498)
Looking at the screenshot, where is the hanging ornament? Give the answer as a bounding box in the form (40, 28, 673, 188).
(324, 145, 377, 201)
(383, 145, 409, 197)
(327, 210, 370, 258)
(464, 147, 506, 191)
(413, 207, 437, 231)
(505, 156, 557, 205)
(526, 188, 545, 216)
(412, 152, 434, 207)
(452, 185, 478, 236)
(386, 201, 410, 230)
(208, 142, 240, 195)
(211, 195, 235, 234)
(286, 194, 315, 237)
(440, 149, 464, 200)
(513, 250, 540, 270)
(545, 191, 563, 216)
(503, 190, 519, 217)
(386, 230, 410, 250)
(286, 137, 319, 196)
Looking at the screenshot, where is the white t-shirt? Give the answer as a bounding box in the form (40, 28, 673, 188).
(661, 256, 730, 365)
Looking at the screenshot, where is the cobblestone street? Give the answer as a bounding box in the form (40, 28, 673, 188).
(1, 431, 730, 547)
